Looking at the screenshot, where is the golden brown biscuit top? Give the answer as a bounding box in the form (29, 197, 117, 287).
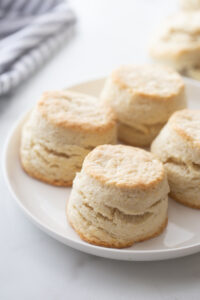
(112, 65, 184, 98)
(83, 144, 166, 189)
(37, 90, 116, 132)
(170, 109, 200, 147)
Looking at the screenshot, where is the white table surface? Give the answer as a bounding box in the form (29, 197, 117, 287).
(1, 1, 200, 299)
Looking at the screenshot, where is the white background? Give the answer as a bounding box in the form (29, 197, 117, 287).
(1, 1, 200, 299)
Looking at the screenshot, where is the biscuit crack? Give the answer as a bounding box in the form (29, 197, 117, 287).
(76, 189, 154, 225)
(38, 143, 83, 159)
(34, 149, 49, 164)
(41, 145, 70, 159)
(73, 205, 118, 239)
(165, 157, 200, 172)
(104, 197, 164, 216)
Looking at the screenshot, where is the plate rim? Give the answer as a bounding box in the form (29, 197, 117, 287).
(3, 77, 200, 261)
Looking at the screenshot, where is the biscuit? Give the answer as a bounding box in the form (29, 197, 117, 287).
(20, 91, 117, 186)
(151, 109, 200, 208)
(150, 12, 200, 79)
(67, 145, 169, 248)
(101, 65, 186, 147)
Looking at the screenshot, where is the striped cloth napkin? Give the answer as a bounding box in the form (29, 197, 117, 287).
(0, 0, 76, 95)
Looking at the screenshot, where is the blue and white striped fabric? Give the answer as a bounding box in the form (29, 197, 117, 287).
(0, 0, 76, 95)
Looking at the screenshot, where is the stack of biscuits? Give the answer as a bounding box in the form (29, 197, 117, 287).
(20, 62, 200, 249)
(67, 145, 169, 248)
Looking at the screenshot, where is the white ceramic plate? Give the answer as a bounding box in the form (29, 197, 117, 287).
(3, 77, 200, 261)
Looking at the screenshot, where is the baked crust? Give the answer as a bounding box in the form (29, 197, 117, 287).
(111, 65, 184, 99)
(170, 109, 200, 149)
(38, 90, 116, 132)
(83, 144, 166, 189)
(21, 158, 73, 187)
(68, 215, 168, 249)
(170, 193, 200, 209)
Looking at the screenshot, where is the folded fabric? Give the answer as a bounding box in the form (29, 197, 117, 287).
(0, 0, 76, 95)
